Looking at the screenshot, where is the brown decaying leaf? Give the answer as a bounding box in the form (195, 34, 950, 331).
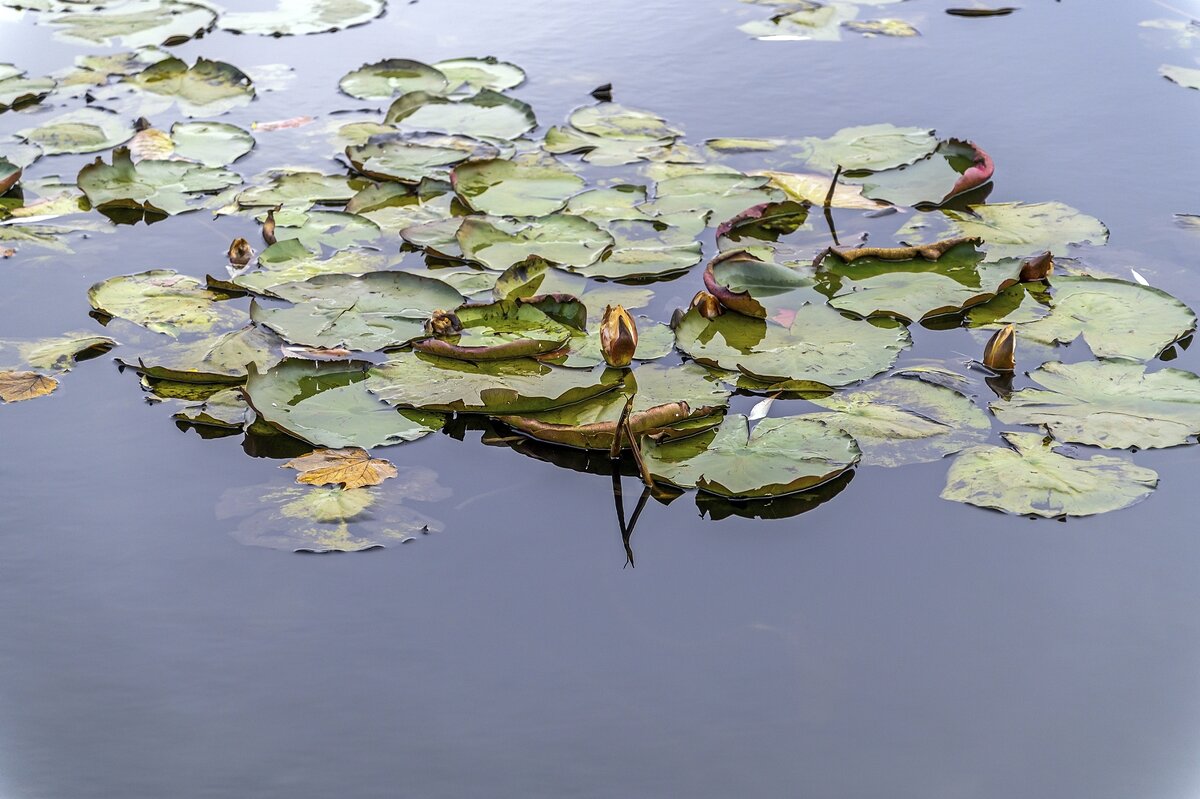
(1, 248, 15, 259)
(1018, 251, 1053, 282)
(262, 206, 278, 245)
(946, 7, 1017, 17)
(283, 447, 398, 489)
(254, 116, 315, 132)
(279, 345, 355, 361)
(690, 290, 724, 319)
(826, 236, 982, 264)
(0, 166, 21, 194)
(983, 324, 1016, 372)
(0, 370, 59, 403)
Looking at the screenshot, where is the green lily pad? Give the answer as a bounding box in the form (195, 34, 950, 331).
(499, 362, 729, 450)
(569, 217, 704, 280)
(19, 108, 134, 155)
(569, 103, 679, 141)
(124, 57, 254, 117)
(939, 201, 1109, 261)
(819, 242, 1021, 323)
(267, 209, 381, 251)
(642, 172, 785, 223)
(224, 246, 390, 296)
(452, 157, 585, 216)
(77, 147, 241, 216)
(845, 18, 920, 36)
(236, 170, 357, 209)
(48, 0, 216, 48)
(854, 139, 991, 207)
(457, 214, 614, 271)
(798, 123, 938, 173)
(217, 0, 385, 36)
(543, 125, 677, 166)
(0, 333, 116, 372)
(433, 57, 525, 95)
(412, 299, 577, 360)
(386, 89, 537, 140)
(338, 59, 448, 100)
(991, 360, 1200, 450)
(968, 276, 1196, 360)
(491, 256, 653, 317)
(564, 185, 650, 221)
(642, 414, 861, 498)
(739, 3, 858, 41)
(942, 432, 1158, 518)
(365, 352, 623, 414)
(244, 359, 444, 449)
(346, 132, 501, 184)
(120, 325, 282, 383)
(89, 269, 246, 337)
(250, 271, 464, 351)
(0, 67, 54, 111)
(800, 376, 991, 467)
(173, 386, 251, 430)
(674, 303, 911, 389)
(170, 121, 254, 167)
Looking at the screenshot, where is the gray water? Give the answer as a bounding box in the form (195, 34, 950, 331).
(4, 1, 1200, 797)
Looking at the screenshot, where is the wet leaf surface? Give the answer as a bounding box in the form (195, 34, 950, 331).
(284, 447, 398, 489)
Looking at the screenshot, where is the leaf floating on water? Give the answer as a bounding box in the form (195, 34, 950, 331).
(942, 433, 1156, 519)
(386, 89, 537, 141)
(47, 0, 216, 48)
(1161, 64, 1200, 90)
(338, 58, 448, 101)
(642, 414, 861, 499)
(798, 124, 939, 174)
(843, 19, 920, 37)
(0, 65, 55, 112)
(0, 333, 116, 372)
(433, 57, 526, 96)
(77, 147, 242, 217)
(284, 447, 398, 489)
(0, 370, 58, 403)
(89, 270, 247, 337)
(217, 0, 386, 36)
(937, 201, 1109, 262)
(123, 57, 255, 117)
(452, 157, 585, 217)
(991, 360, 1200, 450)
(945, 7, 1018, 17)
(18, 108, 135, 155)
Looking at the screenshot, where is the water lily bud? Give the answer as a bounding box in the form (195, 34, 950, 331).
(1019, 251, 1053, 282)
(426, 309, 463, 336)
(227, 237, 254, 266)
(262, 206, 279, 245)
(983, 324, 1016, 372)
(600, 305, 638, 368)
(690, 290, 724, 319)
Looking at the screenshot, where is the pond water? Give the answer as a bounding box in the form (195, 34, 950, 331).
(4, 0, 1200, 797)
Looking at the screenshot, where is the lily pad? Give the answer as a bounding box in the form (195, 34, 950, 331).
(338, 59, 448, 100)
(225, 246, 390, 296)
(569, 217, 704, 280)
(990, 360, 1200, 450)
(412, 299, 578, 360)
(452, 157, 585, 216)
(124, 57, 254, 117)
(48, 0, 216, 48)
(386, 89, 537, 140)
(366, 352, 623, 414)
(244, 359, 444, 449)
(433, 57, 525, 95)
(674, 303, 911, 389)
(967, 276, 1196, 360)
(236, 171, 357, 209)
(799, 123, 938, 173)
(217, 0, 385, 36)
(703, 250, 822, 320)
(170, 121, 254, 166)
(801, 376, 991, 467)
(0, 68, 54, 111)
(740, 3, 858, 41)
(499, 363, 729, 450)
(120, 325, 282, 383)
(457, 214, 614, 271)
(819, 241, 1021, 323)
(346, 132, 501, 184)
(77, 147, 241, 216)
(1161, 64, 1200, 90)
(643, 172, 785, 223)
(250, 271, 464, 351)
(942, 432, 1158, 518)
(854, 139, 993, 207)
(19, 108, 134, 155)
(89, 270, 246, 337)
(266, 209, 381, 251)
(0, 333, 116, 372)
(938, 201, 1109, 261)
(0, 370, 58, 403)
(642, 414, 861, 499)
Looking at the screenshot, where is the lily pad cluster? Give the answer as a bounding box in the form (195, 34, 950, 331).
(3, 29, 1196, 553)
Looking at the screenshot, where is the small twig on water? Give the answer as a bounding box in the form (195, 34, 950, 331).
(624, 418, 656, 491)
(609, 394, 636, 459)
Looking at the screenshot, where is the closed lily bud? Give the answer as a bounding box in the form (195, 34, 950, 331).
(690, 290, 724, 319)
(1019, 251, 1053, 282)
(426, 309, 463, 336)
(600, 305, 638, 368)
(983, 324, 1016, 372)
(262, 206, 279, 245)
(228, 237, 254, 266)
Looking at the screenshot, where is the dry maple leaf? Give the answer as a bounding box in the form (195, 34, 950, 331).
(0, 370, 58, 402)
(283, 447, 398, 489)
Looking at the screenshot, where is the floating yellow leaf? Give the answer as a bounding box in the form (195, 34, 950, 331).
(283, 447, 398, 489)
(0, 370, 58, 403)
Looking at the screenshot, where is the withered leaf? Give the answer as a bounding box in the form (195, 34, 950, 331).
(0, 370, 58, 403)
(283, 447, 398, 489)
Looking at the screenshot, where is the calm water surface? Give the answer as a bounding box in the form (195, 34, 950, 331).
(3, 1, 1200, 797)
